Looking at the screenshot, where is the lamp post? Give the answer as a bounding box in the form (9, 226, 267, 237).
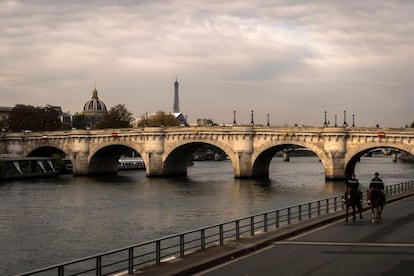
(233, 110, 237, 125)
(343, 110, 347, 126)
(251, 110, 254, 125)
(334, 114, 337, 127)
(324, 111, 327, 126)
(352, 114, 355, 127)
(267, 113, 270, 126)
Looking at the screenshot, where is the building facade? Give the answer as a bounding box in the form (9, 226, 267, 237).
(82, 87, 108, 127)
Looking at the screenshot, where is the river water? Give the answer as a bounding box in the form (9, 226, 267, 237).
(1, 156, 413, 275)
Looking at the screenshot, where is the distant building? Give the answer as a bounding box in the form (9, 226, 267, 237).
(82, 87, 108, 127)
(172, 77, 187, 126)
(132, 77, 188, 127)
(173, 112, 187, 126)
(45, 105, 72, 124)
(173, 77, 180, 113)
(196, 118, 216, 127)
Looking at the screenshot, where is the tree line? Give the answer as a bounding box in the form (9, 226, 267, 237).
(1, 104, 179, 132)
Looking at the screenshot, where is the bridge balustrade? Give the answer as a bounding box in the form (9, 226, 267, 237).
(19, 180, 414, 276)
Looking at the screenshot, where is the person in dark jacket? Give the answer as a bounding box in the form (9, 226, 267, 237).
(343, 174, 362, 204)
(368, 172, 385, 204)
(369, 172, 384, 190)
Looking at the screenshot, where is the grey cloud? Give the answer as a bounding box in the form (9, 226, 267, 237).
(0, 0, 413, 127)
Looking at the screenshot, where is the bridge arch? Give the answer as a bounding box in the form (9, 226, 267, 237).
(345, 142, 414, 178)
(27, 145, 68, 158)
(162, 140, 234, 176)
(88, 144, 145, 175)
(25, 146, 70, 174)
(252, 141, 329, 178)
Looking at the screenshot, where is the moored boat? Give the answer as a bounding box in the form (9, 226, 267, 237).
(118, 156, 145, 170)
(0, 157, 58, 180)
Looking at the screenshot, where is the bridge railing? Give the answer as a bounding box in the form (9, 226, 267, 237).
(19, 180, 414, 276)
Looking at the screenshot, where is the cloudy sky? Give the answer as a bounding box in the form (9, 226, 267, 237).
(1, 0, 413, 127)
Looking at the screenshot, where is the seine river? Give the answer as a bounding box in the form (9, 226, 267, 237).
(1, 156, 413, 275)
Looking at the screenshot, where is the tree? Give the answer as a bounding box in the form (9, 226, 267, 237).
(137, 111, 179, 127)
(8, 104, 62, 131)
(95, 104, 133, 129)
(8, 105, 36, 131)
(72, 113, 88, 129)
(40, 105, 62, 131)
(410, 121, 414, 128)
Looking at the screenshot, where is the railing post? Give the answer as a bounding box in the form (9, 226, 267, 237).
(308, 202, 312, 218)
(298, 205, 302, 221)
(96, 256, 102, 276)
(317, 200, 321, 216)
(180, 234, 185, 258)
(250, 217, 255, 236)
(264, 213, 268, 232)
(287, 208, 291, 225)
(58, 265, 64, 276)
(276, 210, 280, 228)
(128, 248, 134, 275)
(334, 197, 337, 212)
(201, 229, 206, 251)
(326, 199, 329, 214)
(156, 240, 161, 265)
(219, 224, 224, 245)
(236, 220, 240, 240)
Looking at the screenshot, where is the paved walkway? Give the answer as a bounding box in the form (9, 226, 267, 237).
(138, 192, 414, 276)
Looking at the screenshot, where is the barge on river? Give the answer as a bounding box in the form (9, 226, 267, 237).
(118, 156, 146, 170)
(0, 157, 58, 180)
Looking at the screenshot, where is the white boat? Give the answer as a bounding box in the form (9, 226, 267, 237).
(118, 156, 145, 170)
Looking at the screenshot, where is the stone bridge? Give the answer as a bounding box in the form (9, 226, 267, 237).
(1, 126, 413, 179)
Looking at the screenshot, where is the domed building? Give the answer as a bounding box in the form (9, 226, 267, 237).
(83, 87, 107, 127)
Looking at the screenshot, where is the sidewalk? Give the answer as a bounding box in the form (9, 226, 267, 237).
(137, 191, 414, 275)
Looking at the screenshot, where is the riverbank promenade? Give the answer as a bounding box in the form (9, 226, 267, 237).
(139, 192, 414, 275)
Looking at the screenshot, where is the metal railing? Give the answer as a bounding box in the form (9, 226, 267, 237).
(19, 180, 414, 276)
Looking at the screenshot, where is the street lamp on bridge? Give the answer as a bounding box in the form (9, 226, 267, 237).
(343, 110, 348, 127)
(233, 110, 237, 125)
(267, 113, 270, 126)
(251, 110, 254, 125)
